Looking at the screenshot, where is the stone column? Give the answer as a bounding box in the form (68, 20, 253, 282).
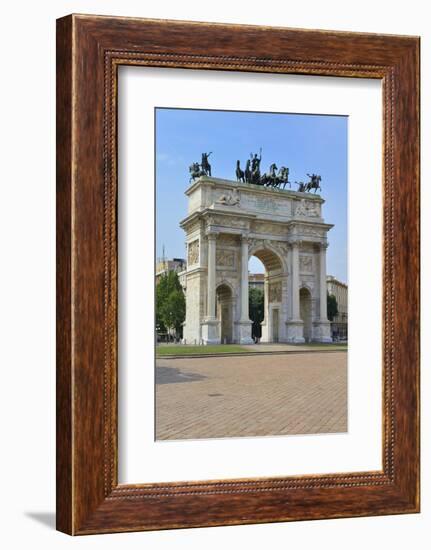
(291, 241, 300, 320)
(236, 235, 253, 344)
(240, 237, 250, 322)
(260, 275, 269, 342)
(206, 233, 217, 319)
(286, 241, 304, 343)
(313, 241, 332, 342)
(319, 242, 329, 321)
(201, 232, 220, 344)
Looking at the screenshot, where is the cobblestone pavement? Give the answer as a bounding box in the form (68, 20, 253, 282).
(156, 352, 347, 440)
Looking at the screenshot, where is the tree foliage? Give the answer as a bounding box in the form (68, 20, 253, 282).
(156, 271, 185, 337)
(327, 292, 339, 321)
(249, 287, 264, 339)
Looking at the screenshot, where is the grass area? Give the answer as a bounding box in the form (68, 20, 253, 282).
(156, 342, 347, 356)
(156, 345, 250, 356)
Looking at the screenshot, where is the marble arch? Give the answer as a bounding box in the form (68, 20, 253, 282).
(180, 176, 333, 344)
(249, 243, 287, 272)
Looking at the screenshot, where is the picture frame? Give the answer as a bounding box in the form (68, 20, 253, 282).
(56, 14, 420, 535)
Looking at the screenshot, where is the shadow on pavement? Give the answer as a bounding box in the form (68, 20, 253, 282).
(156, 366, 207, 385)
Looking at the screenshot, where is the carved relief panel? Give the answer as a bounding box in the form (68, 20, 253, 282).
(251, 221, 287, 237)
(294, 199, 321, 218)
(187, 239, 199, 265)
(216, 249, 235, 268)
(268, 281, 282, 303)
(218, 234, 239, 246)
(299, 255, 313, 273)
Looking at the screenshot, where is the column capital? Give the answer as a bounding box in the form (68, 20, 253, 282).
(288, 238, 301, 248)
(240, 233, 251, 245)
(207, 231, 218, 241)
(319, 241, 329, 250)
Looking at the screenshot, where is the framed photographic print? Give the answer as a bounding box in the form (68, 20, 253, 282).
(56, 14, 420, 534)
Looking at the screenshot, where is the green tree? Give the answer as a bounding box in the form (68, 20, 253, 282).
(327, 292, 339, 322)
(156, 271, 185, 339)
(249, 287, 264, 339)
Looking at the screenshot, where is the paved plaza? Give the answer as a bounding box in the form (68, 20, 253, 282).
(156, 351, 347, 440)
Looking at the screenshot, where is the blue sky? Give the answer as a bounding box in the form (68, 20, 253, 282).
(156, 108, 348, 283)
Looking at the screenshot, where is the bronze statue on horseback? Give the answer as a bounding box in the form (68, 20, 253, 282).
(295, 173, 322, 193)
(189, 151, 213, 182)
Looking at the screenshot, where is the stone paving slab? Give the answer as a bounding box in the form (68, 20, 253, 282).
(156, 352, 347, 440)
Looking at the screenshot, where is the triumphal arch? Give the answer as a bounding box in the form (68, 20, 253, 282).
(180, 177, 333, 345)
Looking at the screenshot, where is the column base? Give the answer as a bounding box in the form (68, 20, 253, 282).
(313, 320, 333, 343)
(201, 318, 221, 345)
(285, 319, 305, 343)
(236, 320, 254, 344)
(260, 320, 269, 343)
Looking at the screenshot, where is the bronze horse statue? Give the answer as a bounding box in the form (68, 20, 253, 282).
(295, 174, 322, 193)
(261, 165, 290, 189)
(189, 162, 206, 182)
(277, 166, 290, 189)
(236, 160, 245, 182)
(201, 152, 212, 176)
(244, 159, 252, 183)
(304, 173, 322, 193)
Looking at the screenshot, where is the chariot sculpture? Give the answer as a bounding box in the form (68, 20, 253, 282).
(235, 149, 291, 189)
(188, 150, 321, 194)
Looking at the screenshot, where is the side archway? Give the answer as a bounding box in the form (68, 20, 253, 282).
(216, 283, 234, 344)
(300, 287, 313, 342)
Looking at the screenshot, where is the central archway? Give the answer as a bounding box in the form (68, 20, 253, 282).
(248, 256, 265, 342)
(248, 246, 285, 343)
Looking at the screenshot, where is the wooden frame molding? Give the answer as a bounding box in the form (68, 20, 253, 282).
(56, 14, 420, 534)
